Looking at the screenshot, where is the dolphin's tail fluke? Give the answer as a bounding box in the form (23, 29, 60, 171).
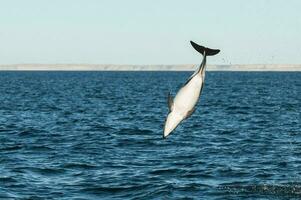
(190, 41, 220, 56)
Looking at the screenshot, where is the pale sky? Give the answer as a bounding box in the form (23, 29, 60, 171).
(1, 0, 301, 65)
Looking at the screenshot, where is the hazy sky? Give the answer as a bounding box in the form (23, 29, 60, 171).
(1, 0, 301, 65)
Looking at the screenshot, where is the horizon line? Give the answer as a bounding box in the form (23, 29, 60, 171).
(1, 63, 301, 72)
(1, 63, 301, 66)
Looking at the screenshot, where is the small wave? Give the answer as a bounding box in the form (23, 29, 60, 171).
(25, 145, 54, 151)
(81, 183, 152, 195)
(0, 145, 23, 151)
(62, 163, 98, 170)
(18, 127, 46, 136)
(18, 166, 66, 176)
(88, 124, 116, 132)
(36, 168, 66, 176)
(130, 184, 176, 199)
(0, 190, 19, 199)
(116, 127, 154, 135)
(0, 176, 18, 184)
(149, 168, 185, 176)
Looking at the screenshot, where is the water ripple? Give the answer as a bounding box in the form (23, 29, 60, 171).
(0, 71, 300, 199)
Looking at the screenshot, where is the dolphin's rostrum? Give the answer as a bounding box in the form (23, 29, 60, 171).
(163, 41, 220, 139)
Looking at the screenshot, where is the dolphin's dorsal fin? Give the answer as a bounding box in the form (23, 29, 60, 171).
(167, 92, 174, 112)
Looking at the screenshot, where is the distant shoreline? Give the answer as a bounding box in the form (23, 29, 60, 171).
(1, 64, 301, 71)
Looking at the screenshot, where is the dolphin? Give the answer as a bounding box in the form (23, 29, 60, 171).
(163, 41, 220, 139)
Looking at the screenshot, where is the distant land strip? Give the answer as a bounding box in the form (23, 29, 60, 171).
(1, 64, 301, 71)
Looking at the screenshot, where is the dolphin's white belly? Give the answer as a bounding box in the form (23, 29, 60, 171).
(173, 75, 203, 116)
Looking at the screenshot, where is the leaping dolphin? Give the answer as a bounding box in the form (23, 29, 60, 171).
(163, 41, 220, 139)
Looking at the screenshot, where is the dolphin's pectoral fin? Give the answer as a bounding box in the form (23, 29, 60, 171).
(167, 92, 174, 112)
(185, 107, 197, 119)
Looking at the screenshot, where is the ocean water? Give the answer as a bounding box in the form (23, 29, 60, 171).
(0, 71, 300, 200)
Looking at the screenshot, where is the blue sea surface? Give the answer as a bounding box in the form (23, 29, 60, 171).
(0, 71, 301, 199)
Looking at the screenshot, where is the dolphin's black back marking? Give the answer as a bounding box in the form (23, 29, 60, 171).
(190, 41, 220, 56)
(183, 53, 206, 86)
